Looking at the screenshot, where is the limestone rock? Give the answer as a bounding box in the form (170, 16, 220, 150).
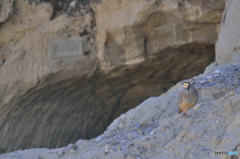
(0, 0, 14, 24)
(216, 0, 240, 64)
(91, 0, 225, 69)
(0, 0, 97, 153)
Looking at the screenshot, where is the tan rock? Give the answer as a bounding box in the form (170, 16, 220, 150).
(216, 0, 240, 64)
(0, 0, 97, 153)
(229, 91, 234, 96)
(0, 0, 14, 23)
(92, 0, 225, 69)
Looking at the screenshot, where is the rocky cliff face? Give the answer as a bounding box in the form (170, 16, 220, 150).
(216, 0, 240, 65)
(0, 0, 225, 154)
(92, 0, 225, 69)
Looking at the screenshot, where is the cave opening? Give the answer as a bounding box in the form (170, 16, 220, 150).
(0, 43, 215, 153)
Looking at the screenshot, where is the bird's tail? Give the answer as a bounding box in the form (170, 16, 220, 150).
(178, 108, 183, 114)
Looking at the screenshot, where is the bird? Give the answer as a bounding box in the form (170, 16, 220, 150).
(178, 80, 199, 117)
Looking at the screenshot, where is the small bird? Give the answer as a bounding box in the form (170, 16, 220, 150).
(178, 80, 199, 117)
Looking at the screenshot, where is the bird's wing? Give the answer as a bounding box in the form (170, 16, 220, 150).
(192, 87, 199, 101)
(178, 90, 183, 107)
(178, 90, 183, 113)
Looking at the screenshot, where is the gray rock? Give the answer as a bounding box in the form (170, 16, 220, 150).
(213, 73, 221, 77)
(213, 70, 222, 74)
(95, 137, 103, 142)
(68, 149, 76, 156)
(149, 130, 155, 135)
(200, 78, 209, 84)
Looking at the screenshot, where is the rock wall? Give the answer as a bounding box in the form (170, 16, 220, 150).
(92, 0, 225, 69)
(0, 0, 225, 153)
(216, 0, 240, 64)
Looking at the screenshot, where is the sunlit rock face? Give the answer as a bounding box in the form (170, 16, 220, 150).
(92, 0, 225, 69)
(0, 0, 224, 153)
(216, 0, 240, 64)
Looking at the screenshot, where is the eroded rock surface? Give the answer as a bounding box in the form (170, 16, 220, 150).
(0, 0, 14, 24)
(92, 0, 225, 69)
(0, 0, 224, 153)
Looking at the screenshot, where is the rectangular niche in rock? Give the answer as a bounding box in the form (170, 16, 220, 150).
(50, 38, 84, 59)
